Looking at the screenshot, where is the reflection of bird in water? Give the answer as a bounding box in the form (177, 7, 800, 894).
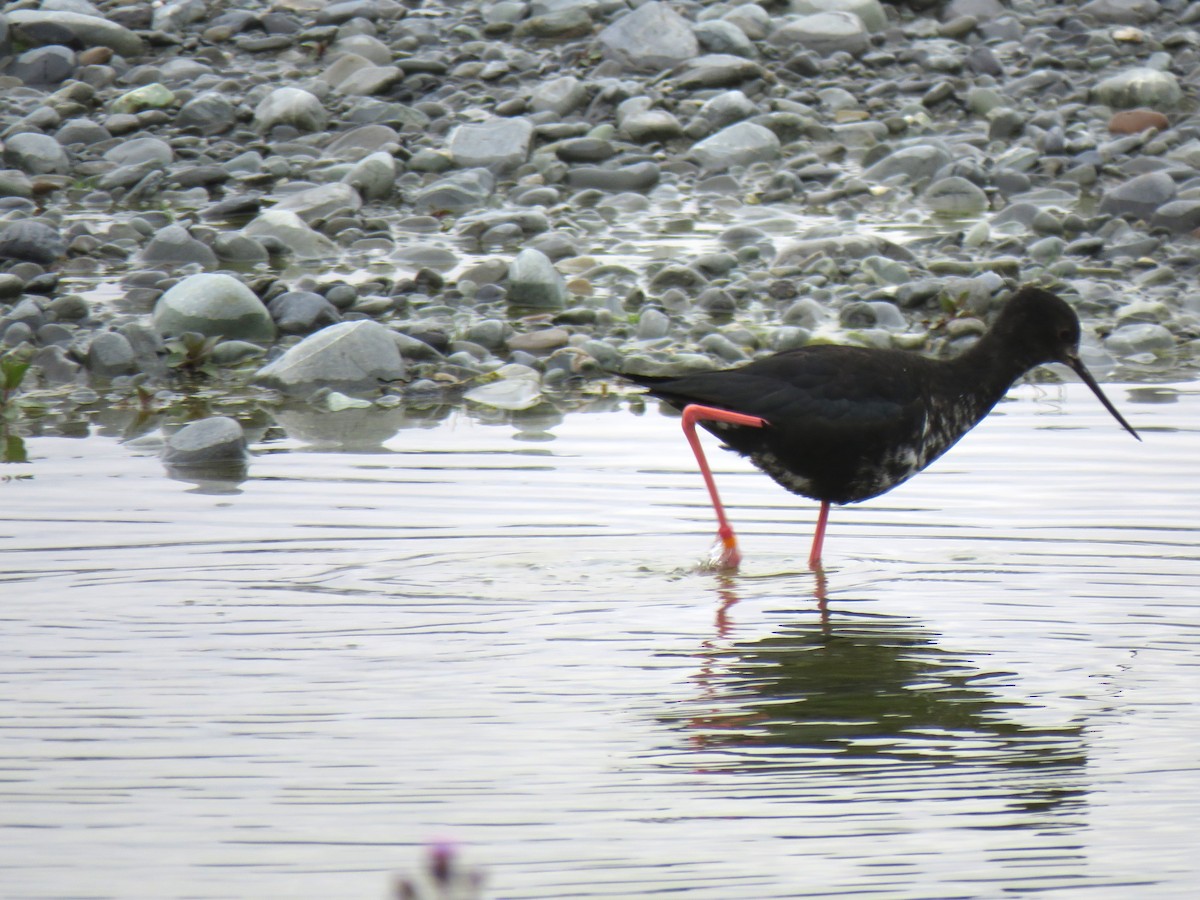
(677, 588, 1087, 793)
(624, 286, 1140, 570)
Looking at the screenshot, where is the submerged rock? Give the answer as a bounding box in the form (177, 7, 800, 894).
(162, 416, 249, 468)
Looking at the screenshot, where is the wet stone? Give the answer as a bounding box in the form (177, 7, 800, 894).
(507, 248, 567, 309)
(598, 1, 699, 72)
(0, 221, 67, 265)
(448, 118, 533, 172)
(4, 133, 71, 176)
(162, 416, 249, 468)
(153, 273, 276, 342)
(1099, 171, 1176, 221)
(86, 331, 138, 378)
(254, 320, 407, 398)
(1093, 67, 1182, 109)
(268, 291, 342, 336)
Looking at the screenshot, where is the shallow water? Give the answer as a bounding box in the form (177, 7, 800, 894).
(2, 382, 1198, 899)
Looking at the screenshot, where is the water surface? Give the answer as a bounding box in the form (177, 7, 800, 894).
(2, 383, 1198, 898)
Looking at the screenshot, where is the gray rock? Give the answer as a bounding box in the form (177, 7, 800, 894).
(210, 341, 267, 366)
(516, 6, 592, 38)
(274, 183, 363, 224)
(769, 12, 870, 57)
(162, 416, 249, 467)
(723, 4, 771, 39)
(1093, 67, 1182, 110)
(343, 151, 395, 201)
(598, 1, 700, 72)
(1151, 199, 1200, 234)
(213, 233, 270, 264)
(268, 291, 342, 335)
(863, 143, 953, 189)
(414, 168, 495, 214)
(464, 318, 508, 350)
(5, 299, 45, 331)
(923, 175, 989, 215)
(0, 221, 67, 264)
(254, 320, 407, 397)
(254, 87, 328, 132)
(564, 162, 661, 191)
(790, 0, 887, 31)
(552, 137, 614, 164)
(15, 45, 77, 85)
(242, 210, 338, 259)
(86, 331, 137, 378)
(337, 64, 406, 96)
(448, 117, 533, 171)
(329, 33, 392, 65)
(699, 333, 748, 362)
(689, 121, 781, 172)
(153, 273, 276, 341)
(325, 124, 401, 160)
(672, 54, 765, 90)
(0, 274, 25, 300)
(3, 321, 32, 347)
(694, 19, 755, 56)
(694, 90, 759, 130)
(942, 0, 1006, 19)
(777, 233, 913, 266)
(31, 344, 81, 384)
(1079, 0, 1159, 23)
(150, 0, 204, 31)
(1104, 322, 1175, 355)
(4, 133, 71, 175)
(617, 98, 684, 142)
(1099, 171, 1177, 221)
(7, 10, 144, 57)
(636, 308, 670, 340)
(105, 136, 173, 168)
(56, 118, 111, 146)
(176, 92, 236, 134)
(530, 76, 586, 116)
(142, 225, 219, 267)
(508, 248, 567, 309)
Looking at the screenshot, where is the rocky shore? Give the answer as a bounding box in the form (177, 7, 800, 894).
(1, 0, 1197, 460)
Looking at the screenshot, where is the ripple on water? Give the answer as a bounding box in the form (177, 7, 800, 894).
(0, 384, 1198, 898)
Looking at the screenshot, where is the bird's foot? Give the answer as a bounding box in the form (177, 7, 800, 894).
(704, 531, 741, 571)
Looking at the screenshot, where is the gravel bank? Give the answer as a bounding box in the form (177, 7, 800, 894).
(1, 0, 1198, 441)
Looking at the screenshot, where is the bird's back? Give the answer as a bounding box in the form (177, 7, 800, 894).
(627, 344, 999, 504)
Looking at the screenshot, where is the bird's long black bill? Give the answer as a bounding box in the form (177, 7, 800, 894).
(1068, 357, 1141, 441)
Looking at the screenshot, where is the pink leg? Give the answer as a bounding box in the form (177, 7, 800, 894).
(681, 404, 766, 569)
(808, 500, 830, 571)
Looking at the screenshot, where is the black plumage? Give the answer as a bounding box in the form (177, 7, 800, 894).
(624, 286, 1140, 568)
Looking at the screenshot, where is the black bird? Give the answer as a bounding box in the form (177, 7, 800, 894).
(624, 286, 1141, 570)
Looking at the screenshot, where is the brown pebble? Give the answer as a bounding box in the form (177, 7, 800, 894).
(77, 46, 113, 66)
(506, 327, 570, 353)
(1109, 109, 1169, 135)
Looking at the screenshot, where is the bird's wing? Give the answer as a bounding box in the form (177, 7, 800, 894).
(628, 346, 926, 432)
